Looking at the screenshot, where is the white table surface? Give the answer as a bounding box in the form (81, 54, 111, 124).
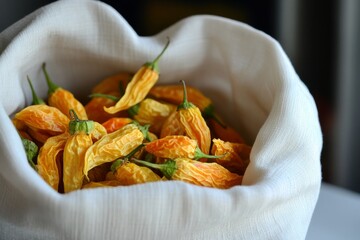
(306, 182, 360, 240)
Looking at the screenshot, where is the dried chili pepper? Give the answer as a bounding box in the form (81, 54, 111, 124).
(90, 122, 107, 142)
(85, 91, 127, 123)
(104, 39, 170, 114)
(149, 84, 224, 126)
(42, 63, 88, 120)
(63, 110, 94, 193)
(37, 132, 69, 191)
(177, 80, 211, 155)
(13, 105, 69, 141)
(83, 123, 144, 178)
(208, 118, 245, 144)
(159, 110, 185, 138)
(128, 98, 176, 135)
(132, 158, 242, 189)
(211, 138, 251, 175)
(144, 135, 221, 161)
(112, 162, 162, 186)
(101, 117, 133, 133)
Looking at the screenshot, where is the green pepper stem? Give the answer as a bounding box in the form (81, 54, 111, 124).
(131, 121, 151, 142)
(131, 158, 177, 179)
(42, 62, 59, 95)
(110, 144, 145, 172)
(68, 109, 94, 135)
(128, 103, 140, 118)
(177, 80, 194, 110)
(194, 146, 224, 160)
(27, 76, 45, 105)
(89, 93, 120, 102)
(145, 37, 170, 72)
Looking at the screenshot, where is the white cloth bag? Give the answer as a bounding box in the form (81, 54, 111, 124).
(0, 0, 322, 239)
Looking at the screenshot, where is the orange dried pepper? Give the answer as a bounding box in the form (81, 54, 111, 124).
(42, 63, 88, 120)
(37, 132, 70, 191)
(13, 105, 69, 136)
(112, 162, 161, 186)
(133, 158, 242, 189)
(91, 72, 131, 94)
(144, 135, 220, 161)
(208, 118, 245, 144)
(149, 84, 224, 125)
(85, 91, 129, 123)
(104, 39, 170, 114)
(128, 98, 176, 135)
(177, 80, 211, 155)
(63, 110, 94, 193)
(211, 138, 251, 175)
(159, 110, 185, 138)
(83, 123, 144, 178)
(101, 117, 133, 133)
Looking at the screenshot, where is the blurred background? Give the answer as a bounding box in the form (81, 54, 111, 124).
(0, 0, 359, 193)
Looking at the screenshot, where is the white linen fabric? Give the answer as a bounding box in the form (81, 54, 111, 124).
(0, 0, 323, 239)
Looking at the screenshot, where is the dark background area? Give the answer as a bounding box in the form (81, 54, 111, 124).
(0, 0, 343, 191)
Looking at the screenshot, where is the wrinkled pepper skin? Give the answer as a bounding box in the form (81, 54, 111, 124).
(133, 158, 242, 189)
(144, 135, 217, 161)
(113, 162, 162, 185)
(83, 124, 144, 178)
(129, 98, 176, 135)
(177, 81, 211, 155)
(42, 63, 88, 120)
(63, 134, 93, 193)
(149, 84, 211, 112)
(211, 138, 251, 175)
(159, 110, 185, 138)
(101, 117, 133, 133)
(104, 39, 170, 114)
(37, 132, 70, 191)
(172, 158, 243, 189)
(13, 105, 70, 135)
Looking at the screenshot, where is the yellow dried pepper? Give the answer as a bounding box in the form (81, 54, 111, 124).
(104, 39, 170, 114)
(128, 98, 176, 135)
(159, 110, 185, 138)
(144, 135, 221, 161)
(63, 110, 94, 193)
(42, 63, 88, 120)
(83, 123, 144, 178)
(112, 162, 162, 186)
(37, 132, 70, 191)
(177, 80, 211, 155)
(132, 158, 242, 189)
(13, 105, 70, 136)
(211, 138, 251, 175)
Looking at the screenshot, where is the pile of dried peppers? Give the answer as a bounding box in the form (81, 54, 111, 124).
(13, 39, 252, 193)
